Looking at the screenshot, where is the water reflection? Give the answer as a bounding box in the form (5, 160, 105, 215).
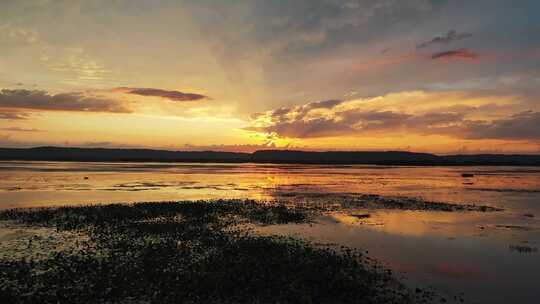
(1, 161, 539, 303)
(255, 209, 540, 304)
(2, 161, 540, 210)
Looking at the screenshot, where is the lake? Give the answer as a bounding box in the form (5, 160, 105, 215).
(1, 161, 539, 303)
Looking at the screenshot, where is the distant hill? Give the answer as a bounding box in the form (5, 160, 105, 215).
(251, 150, 444, 165)
(0, 147, 540, 166)
(0, 147, 250, 163)
(444, 154, 540, 166)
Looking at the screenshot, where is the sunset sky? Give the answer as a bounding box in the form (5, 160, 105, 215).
(1, 0, 539, 153)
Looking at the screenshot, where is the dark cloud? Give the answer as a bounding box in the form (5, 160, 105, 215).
(340, 110, 412, 127)
(431, 49, 479, 60)
(306, 99, 342, 110)
(340, 110, 466, 135)
(271, 107, 292, 118)
(251, 99, 343, 126)
(247, 109, 466, 138)
(120, 87, 209, 102)
(418, 30, 473, 49)
(295, 99, 344, 120)
(464, 111, 540, 140)
(0, 89, 131, 113)
(0, 127, 41, 132)
(0, 111, 30, 120)
(245, 118, 355, 138)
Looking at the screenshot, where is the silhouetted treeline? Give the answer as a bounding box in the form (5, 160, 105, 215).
(443, 154, 540, 166)
(0, 147, 540, 166)
(251, 150, 443, 165)
(0, 147, 249, 163)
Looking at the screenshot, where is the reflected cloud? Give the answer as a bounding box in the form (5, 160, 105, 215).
(431, 263, 484, 279)
(325, 210, 487, 238)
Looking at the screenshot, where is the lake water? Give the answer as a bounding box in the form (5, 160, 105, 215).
(1, 161, 539, 303)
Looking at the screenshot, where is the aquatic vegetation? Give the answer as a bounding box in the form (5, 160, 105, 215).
(466, 188, 540, 193)
(269, 192, 502, 212)
(494, 225, 532, 231)
(509, 244, 538, 253)
(0, 200, 439, 303)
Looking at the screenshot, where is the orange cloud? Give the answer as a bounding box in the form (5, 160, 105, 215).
(245, 91, 539, 142)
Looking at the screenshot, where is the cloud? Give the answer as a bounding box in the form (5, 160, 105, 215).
(305, 99, 342, 109)
(41, 47, 110, 84)
(119, 87, 209, 102)
(248, 108, 465, 138)
(0, 111, 31, 120)
(245, 91, 540, 141)
(431, 49, 479, 60)
(186, 0, 440, 67)
(0, 127, 41, 132)
(0, 89, 131, 113)
(464, 111, 540, 140)
(417, 30, 473, 49)
(0, 24, 39, 44)
(245, 118, 355, 138)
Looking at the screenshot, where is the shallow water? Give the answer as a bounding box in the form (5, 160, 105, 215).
(1, 161, 539, 303)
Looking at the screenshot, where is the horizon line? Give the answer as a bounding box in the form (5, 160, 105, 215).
(2, 145, 540, 156)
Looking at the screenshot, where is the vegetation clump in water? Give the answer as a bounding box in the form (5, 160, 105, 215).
(509, 244, 538, 253)
(269, 192, 502, 212)
(0, 199, 440, 303)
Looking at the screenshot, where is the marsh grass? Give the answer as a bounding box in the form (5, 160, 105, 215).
(1, 200, 439, 303)
(268, 192, 502, 212)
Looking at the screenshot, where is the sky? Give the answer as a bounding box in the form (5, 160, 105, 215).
(1, 0, 540, 153)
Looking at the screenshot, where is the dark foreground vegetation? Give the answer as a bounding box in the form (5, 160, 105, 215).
(1, 146, 540, 165)
(0, 200, 443, 304)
